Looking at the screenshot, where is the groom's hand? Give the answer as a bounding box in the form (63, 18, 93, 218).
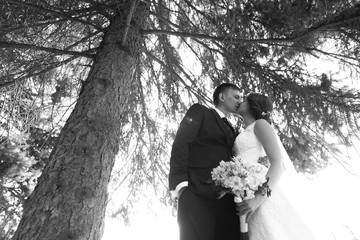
(236, 194, 266, 222)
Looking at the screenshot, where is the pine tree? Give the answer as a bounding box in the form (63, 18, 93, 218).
(0, 0, 359, 239)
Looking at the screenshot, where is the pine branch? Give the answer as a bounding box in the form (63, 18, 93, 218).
(5, 0, 104, 31)
(182, 0, 213, 24)
(292, 5, 360, 40)
(145, 50, 211, 103)
(0, 19, 66, 35)
(122, 0, 138, 46)
(149, 11, 179, 29)
(142, 29, 296, 44)
(0, 56, 80, 89)
(64, 30, 102, 51)
(0, 41, 95, 58)
(304, 46, 359, 63)
(80, 0, 112, 19)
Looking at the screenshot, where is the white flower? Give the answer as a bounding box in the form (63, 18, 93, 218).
(211, 156, 268, 200)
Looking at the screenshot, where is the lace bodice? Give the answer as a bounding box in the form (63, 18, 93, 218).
(233, 122, 266, 163)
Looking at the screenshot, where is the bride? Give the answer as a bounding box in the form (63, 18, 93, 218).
(233, 93, 322, 240)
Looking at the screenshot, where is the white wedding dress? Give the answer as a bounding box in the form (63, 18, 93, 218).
(233, 122, 322, 240)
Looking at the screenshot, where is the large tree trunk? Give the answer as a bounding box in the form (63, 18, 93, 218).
(12, 2, 148, 240)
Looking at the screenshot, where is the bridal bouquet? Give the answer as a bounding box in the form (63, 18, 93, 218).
(211, 156, 268, 234)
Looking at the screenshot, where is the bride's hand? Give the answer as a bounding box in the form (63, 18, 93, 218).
(236, 194, 266, 222)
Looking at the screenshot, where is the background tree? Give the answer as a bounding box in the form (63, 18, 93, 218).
(0, 0, 359, 239)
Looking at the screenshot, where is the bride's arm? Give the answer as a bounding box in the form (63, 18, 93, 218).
(254, 119, 285, 190)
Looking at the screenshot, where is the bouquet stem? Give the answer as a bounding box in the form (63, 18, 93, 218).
(234, 196, 248, 233)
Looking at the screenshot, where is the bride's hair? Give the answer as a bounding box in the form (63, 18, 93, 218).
(246, 93, 273, 124)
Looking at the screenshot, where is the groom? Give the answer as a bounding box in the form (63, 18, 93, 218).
(169, 83, 242, 240)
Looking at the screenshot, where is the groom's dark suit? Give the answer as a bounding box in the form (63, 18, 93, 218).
(169, 103, 240, 240)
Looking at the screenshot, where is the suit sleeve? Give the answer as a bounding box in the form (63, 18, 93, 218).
(169, 104, 204, 191)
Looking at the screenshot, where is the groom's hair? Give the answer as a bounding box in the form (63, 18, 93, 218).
(213, 83, 241, 106)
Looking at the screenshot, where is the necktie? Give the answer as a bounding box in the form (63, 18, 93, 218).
(222, 117, 235, 153)
(222, 117, 234, 134)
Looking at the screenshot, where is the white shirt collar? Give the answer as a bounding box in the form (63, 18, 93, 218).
(214, 107, 226, 118)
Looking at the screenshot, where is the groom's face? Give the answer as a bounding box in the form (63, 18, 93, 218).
(219, 88, 242, 113)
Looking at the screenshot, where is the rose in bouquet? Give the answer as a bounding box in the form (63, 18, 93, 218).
(211, 156, 269, 234)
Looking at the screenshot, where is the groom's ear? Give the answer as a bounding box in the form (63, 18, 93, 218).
(219, 92, 225, 102)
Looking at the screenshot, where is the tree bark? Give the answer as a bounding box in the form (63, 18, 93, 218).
(12, 2, 149, 240)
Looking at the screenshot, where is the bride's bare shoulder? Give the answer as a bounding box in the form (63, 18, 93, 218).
(254, 119, 276, 139)
(254, 119, 271, 129)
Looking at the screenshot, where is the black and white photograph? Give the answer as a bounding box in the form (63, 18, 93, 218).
(1, 1, 359, 240)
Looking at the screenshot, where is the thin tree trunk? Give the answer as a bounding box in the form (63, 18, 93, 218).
(12, 2, 149, 240)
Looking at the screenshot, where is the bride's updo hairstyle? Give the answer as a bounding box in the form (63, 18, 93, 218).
(246, 93, 273, 124)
